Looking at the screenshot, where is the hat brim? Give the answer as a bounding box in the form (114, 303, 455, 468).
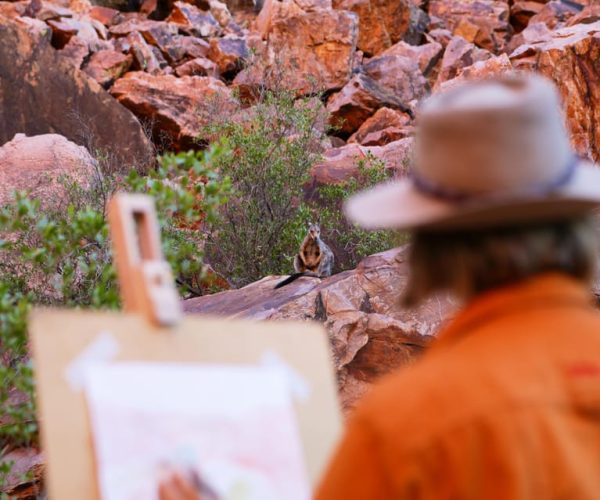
(345, 161, 600, 231)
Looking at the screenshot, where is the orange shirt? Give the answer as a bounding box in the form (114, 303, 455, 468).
(316, 273, 600, 499)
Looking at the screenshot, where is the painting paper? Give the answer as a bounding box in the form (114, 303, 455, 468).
(83, 362, 310, 500)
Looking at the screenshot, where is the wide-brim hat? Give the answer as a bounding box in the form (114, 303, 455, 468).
(345, 74, 600, 232)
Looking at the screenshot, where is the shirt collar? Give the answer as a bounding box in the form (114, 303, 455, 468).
(434, 272, 594, 348)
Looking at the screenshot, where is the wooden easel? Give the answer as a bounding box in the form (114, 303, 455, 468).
(31, 193, 342, 499)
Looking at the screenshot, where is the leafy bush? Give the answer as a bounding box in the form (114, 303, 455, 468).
(204, 90, 326, 286)
(0, 145, 230, 494)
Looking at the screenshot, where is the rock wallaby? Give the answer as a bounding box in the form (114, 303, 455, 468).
(274, 223, 334, 289)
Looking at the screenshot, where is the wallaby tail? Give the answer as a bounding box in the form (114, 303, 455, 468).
(274, 273, 306, 289)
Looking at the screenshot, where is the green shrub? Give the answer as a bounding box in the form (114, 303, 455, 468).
(204, 90, 326, 286)
(0, 145, 230, 494)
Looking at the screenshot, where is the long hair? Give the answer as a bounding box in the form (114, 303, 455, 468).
(402, 217, 599, 307)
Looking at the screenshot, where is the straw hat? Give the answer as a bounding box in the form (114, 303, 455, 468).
(345, 74, 600, 231)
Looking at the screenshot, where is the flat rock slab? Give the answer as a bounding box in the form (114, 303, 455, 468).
(185, 246, 455, 409)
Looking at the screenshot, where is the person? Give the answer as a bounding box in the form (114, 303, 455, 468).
(160, 74, 600, 499)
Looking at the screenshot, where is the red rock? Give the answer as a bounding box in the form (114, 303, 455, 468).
(88, 5, 120, 26)
(167, 1, 221, 37)
(362, 54, 428, 103)
(510, 21, 600, 161)
(129, 34, 210, 64)
(510, 0, 544, 32)
(83, 50, 132, 87)
(348, 107, 411, 146)
(175, 56, 218, 77)
(58, 34, 89, 68)
(439, 53, 513, 91)
(35, 2, 74, 21)
(310, 137, 413, 184)
(566, 5, 600, 27)
(207, 36, 248, 76)
(528, 0, 581, 30)
(110, 21, 181, 64)
(327, 72, 414, 136)
(379, 40, 443, 80)
(47, 16, 98, 48)
(184, 245, 453, 410)
(332, 0, 427, 56)
(0, 134, 95, 208)
(0, 1, 26, 18)
(111, 72, 234, 150)
(507, 21, 552, 53)
(251, 7, 358, 95)
(109, 19, 174, 37)
(426, 27, 453, 47)
(125, 31, 162, 73)
(429, 0, 512, 53)
(435, 35, 492, 89)
(0, 17, 153, 169)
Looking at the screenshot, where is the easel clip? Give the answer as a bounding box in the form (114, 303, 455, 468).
(108, 193, 182, 327)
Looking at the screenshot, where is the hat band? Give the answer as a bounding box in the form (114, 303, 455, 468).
(411, 156, 579, 203)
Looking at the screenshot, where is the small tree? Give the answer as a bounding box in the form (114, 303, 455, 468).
(205, 90, 326, 286)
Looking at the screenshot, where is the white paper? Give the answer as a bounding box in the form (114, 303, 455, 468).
(84, 362, 310, 500)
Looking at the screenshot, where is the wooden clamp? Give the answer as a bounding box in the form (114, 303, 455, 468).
(108, 193, 182, 327)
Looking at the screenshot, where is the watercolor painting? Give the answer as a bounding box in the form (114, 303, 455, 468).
(83, 362, 310, 500)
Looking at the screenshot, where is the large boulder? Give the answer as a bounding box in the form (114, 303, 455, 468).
(0, 16, 153, 169)
(362, 54, 428, 102)
(238, 6, 358, 95)
(0, 134, 96, 208)
(184, 246, 454, 409)
(510, 21, 600, 162)
(111, 71, 234, 149)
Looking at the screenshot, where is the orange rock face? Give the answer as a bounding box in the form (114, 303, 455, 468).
(511, 21, 600, 162)
(111, 71, 234, 150)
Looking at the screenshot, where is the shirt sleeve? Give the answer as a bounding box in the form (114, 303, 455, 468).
(314, 413, 390, 500)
